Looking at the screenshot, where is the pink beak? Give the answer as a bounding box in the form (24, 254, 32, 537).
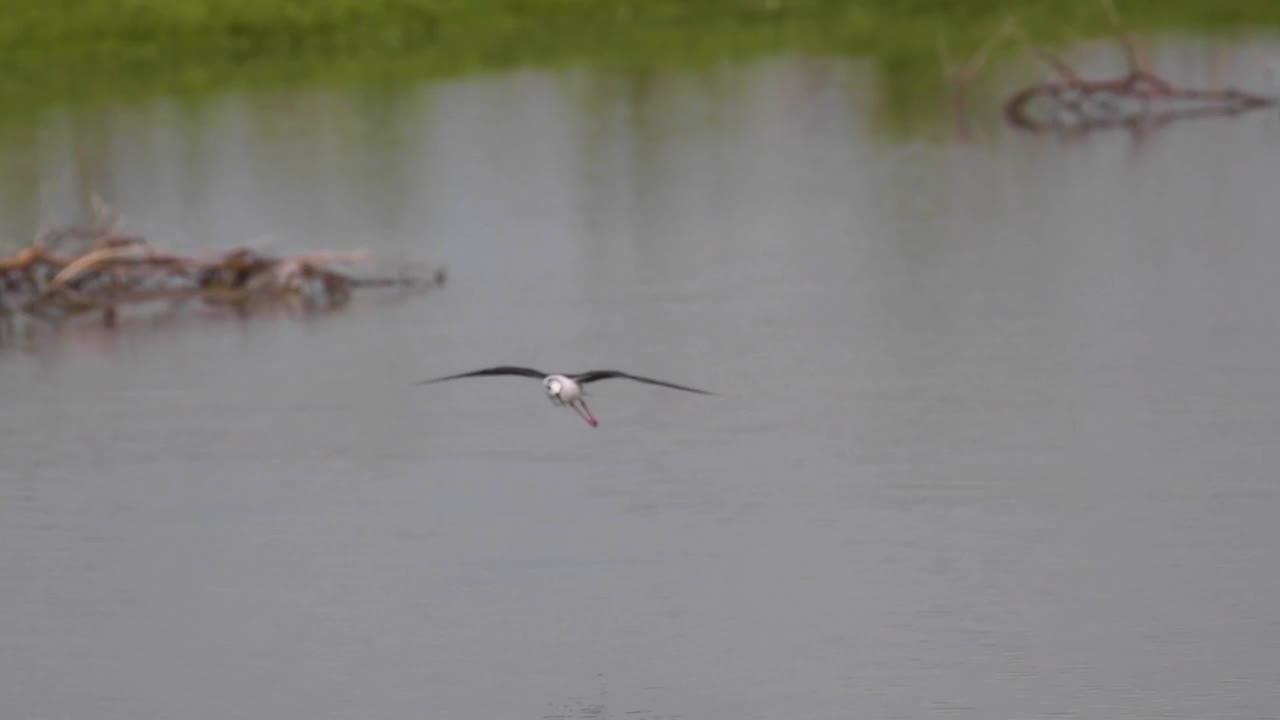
(571, 399, 598, 427)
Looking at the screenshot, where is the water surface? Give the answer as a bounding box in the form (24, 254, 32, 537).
(3, 42, 1280, 719)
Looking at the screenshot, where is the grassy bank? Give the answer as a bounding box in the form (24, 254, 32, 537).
(3, 0, 1278, 56)
(1, 1, 1279, 119)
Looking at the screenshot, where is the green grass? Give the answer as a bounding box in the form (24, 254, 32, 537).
(2, 0, 1279, 125)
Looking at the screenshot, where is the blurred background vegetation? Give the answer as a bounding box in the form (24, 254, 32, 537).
(1, 1, 1278, 121)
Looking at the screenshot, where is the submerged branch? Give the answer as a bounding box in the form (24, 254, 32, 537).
(0, 200, 445, 342)
(1002, 3, 1276, 135)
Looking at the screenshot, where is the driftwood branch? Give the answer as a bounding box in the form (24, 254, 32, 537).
(0, 200, 444, 340)
(1003, 3, 1276, 134)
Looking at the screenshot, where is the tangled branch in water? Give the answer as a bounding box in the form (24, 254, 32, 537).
(1004, 52, 1276, 135)
(1002, 3, 1276, 135)
(0, 197, 445, 340)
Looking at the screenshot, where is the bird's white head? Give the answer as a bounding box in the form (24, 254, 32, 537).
(544, 376, 563, 398)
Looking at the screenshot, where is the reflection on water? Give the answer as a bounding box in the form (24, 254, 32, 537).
(3, 40, 1280, 720)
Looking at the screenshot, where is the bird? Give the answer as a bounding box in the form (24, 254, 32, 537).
(414, 365, 713, 427)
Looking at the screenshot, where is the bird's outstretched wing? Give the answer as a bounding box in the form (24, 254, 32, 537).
(414, 366, 547, 385)
(571, 370, 714, 395)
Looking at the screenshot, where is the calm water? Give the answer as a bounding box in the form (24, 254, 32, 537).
(3, 41, 1280, 720)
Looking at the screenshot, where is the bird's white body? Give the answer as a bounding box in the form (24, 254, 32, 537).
(543, 374, 581, 404)
(542, 374, 594, 425)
